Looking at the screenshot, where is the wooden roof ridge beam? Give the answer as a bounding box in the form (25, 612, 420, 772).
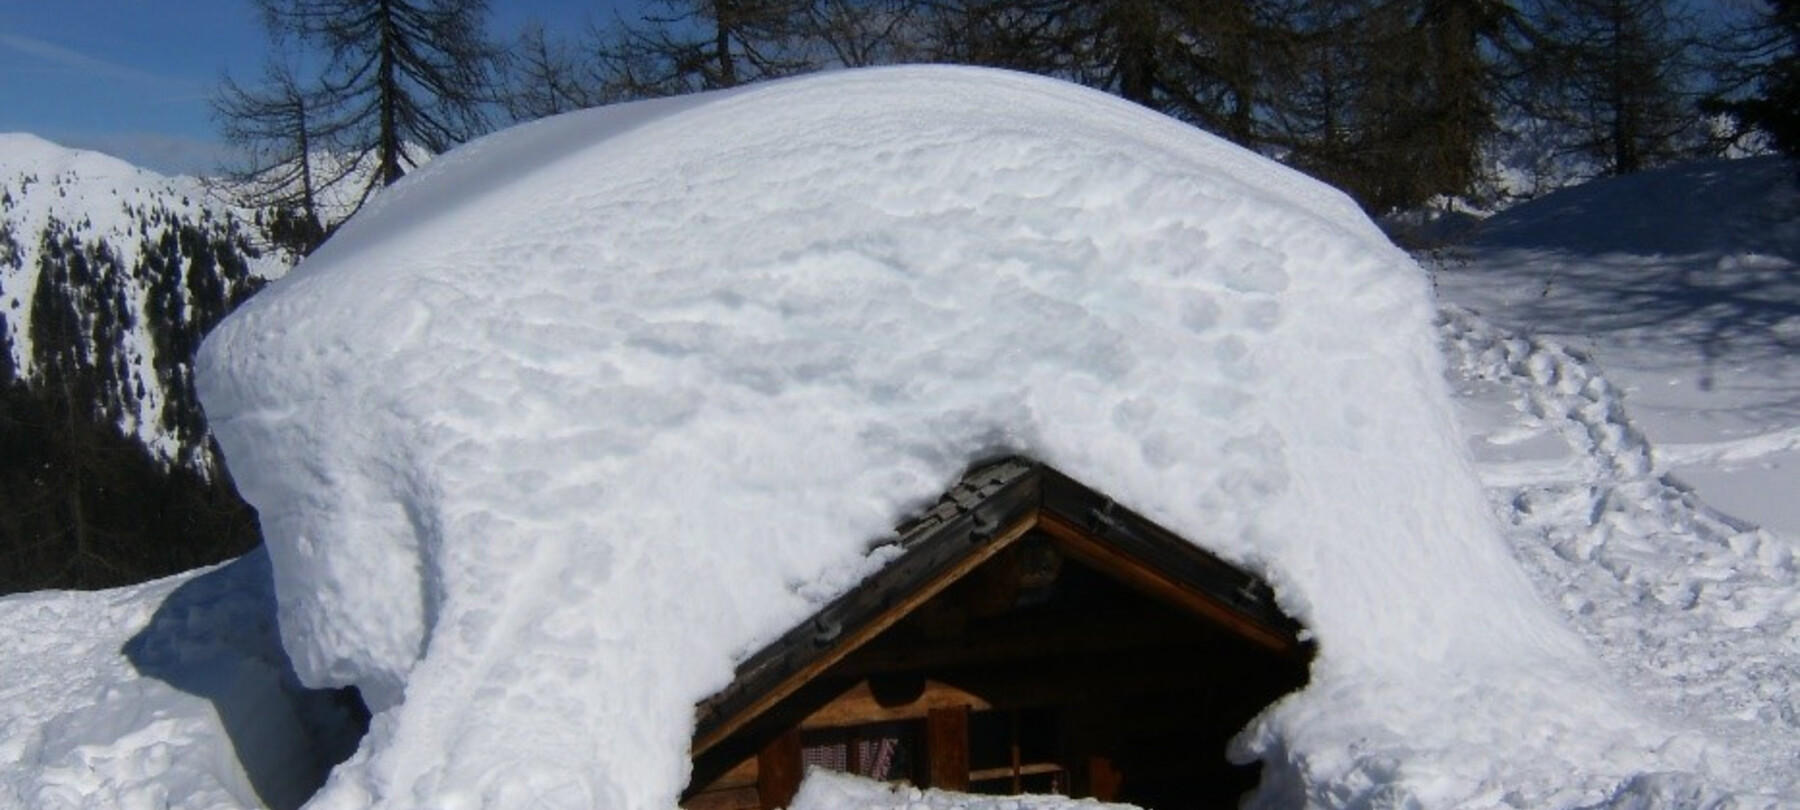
(1033, 510, 1298, 655)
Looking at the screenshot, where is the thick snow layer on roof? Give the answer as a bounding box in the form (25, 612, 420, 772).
(197, 67, 1706, 809)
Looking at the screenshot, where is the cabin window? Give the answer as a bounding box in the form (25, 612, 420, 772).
(797, 708, 1067, 796)
(800, 722, 914, 782)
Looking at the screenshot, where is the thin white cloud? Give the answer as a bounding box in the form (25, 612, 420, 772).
(0, 32, 198, 95)
(57, 131, 236, 177)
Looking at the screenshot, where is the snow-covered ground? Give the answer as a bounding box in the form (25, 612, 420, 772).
(788, 770, 1133, 810)
(1434, 157, 1800, 801)
(0, 549, 363, 810)
(1440, 157, 1800, 535)
(1442, 312, 1799, 802)
(0, 69, 1795, 810)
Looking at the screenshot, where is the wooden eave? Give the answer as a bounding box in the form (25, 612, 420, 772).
(689, 457, 1304, 758)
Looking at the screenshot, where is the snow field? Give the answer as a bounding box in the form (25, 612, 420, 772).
(789, 769, 1137, 810)
(1440, 156, 1800, 535)
(1433, 156, 1798, 802)
(0, 550, 361, 810)
(1444, 307, 1798, 803)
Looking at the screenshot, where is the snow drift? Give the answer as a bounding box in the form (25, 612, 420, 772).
(0, 549, 363, 810)
(197, 67, 1707, 809)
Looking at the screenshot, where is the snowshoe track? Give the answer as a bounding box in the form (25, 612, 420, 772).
(1441, 305, 1799, 800)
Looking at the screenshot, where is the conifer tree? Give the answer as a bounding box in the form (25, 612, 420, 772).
(531, 0, 926, 105)
(1515, 0, 1705, 175)
(506, 0, 1721, 207)
(918, 0, 1270, 143)
(1704, 0, 1800, 160)
(505, 22, 608, 121)
(3, 218, 262, 592)
(217, 0, 504, 249)
(595, 0, 817, 98)
(215, 61, 343, 256)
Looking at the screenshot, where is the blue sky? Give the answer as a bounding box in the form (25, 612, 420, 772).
(0, 1, 621, 175)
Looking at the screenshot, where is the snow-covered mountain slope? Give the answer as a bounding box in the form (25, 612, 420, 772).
(1438, 156, 1800, 534)
(0, 132, 274, 469)
(194, 65, 1722, 810)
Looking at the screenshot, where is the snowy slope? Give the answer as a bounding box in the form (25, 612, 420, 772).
(0, 548, 363, 810)
(1432, 157, 1800, 802)
(1438, 157, 1800, 534)
(1441, 310, 1798, 801)
(0, 133, 275, 467)
(195, 66, 1711, 810)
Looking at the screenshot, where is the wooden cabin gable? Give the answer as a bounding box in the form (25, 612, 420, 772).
(686, 458, 1312, 810)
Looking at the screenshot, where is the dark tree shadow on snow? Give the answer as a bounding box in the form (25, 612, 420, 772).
(1470, 157, 1800, 259)
(1455, 156, 1800, 422)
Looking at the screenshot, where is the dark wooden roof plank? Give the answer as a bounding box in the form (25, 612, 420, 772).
(1037, 467, 1299, 639)
(691, 457, 1310, 757)
(692, 461, 1043, 754)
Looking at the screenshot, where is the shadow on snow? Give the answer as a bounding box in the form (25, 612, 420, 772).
(122, 547, 368, 810)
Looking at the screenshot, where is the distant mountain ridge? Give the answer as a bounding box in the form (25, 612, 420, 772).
(1, 132, 277, 469)
(1, 133, 276, 592)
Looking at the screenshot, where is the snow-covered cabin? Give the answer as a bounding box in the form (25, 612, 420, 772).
(196, 66, 1698, 809)
(685, 458, 1311, 809)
